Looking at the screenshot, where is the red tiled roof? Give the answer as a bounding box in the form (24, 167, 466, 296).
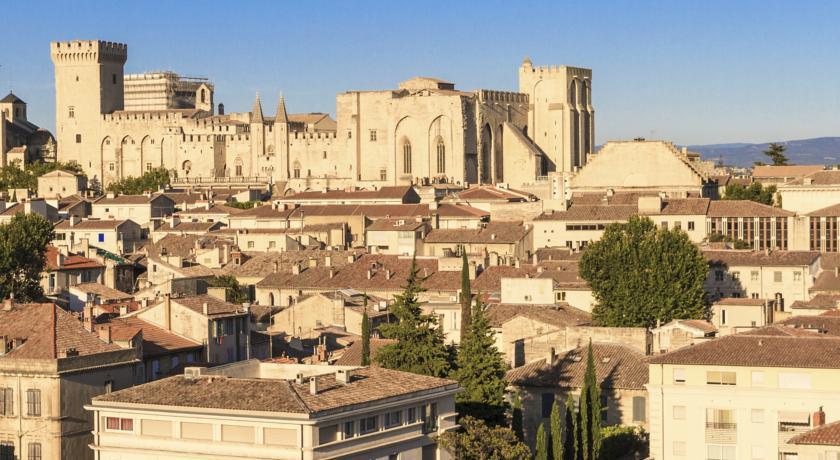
(333, 338, 397, 366)
(506, 343, 648, 390)
(424, 222, 530, 244)
(704, 250, 820, 267)
(170, 295, 247, 318)
(54, 219, 130, 230)
(105, 317, 202, 357)
(281, 186, 415, 202)
(789, 420, 840, 446)
(436, 204, 489, 218)
(485, 303, 591, 328)
(0, 302, 121, 359)
(752, 165, 824, 179)
(45, 246, 104, 270)
(707, 200, 794, 217)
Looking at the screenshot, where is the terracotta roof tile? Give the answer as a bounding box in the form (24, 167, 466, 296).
(485, 303, 591, 328)
(506, 343, 648, 390)
(105, 316, 202, 356)
(436, 203, 489, 218)
(789, 420, 840, 446)
(333, 338, 397, 366)
(785, 170, 840, 185)
(95, 366, 456, 415)
(281, 186, 416, 202)
(170, 294, 246, 318)
(752, 165, 824, 180)
(707, 200, 794, 217)
(45, 246, 104, 270)
(704, 250, 819, 267)
(424, 222, 529, 244)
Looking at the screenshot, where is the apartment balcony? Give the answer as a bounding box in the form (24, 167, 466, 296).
(705, 422, 737, 444)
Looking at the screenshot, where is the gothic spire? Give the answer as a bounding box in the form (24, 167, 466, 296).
(276, 92, 288, 124)
(251, 92, 264, 123)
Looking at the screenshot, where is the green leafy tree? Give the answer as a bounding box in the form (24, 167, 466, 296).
(226, 200, 259, 210)
(376, 256, 452, 377)
(454, 298, 508, 425)
(763, 142, 789, 166)
(723, 182, 777, 205)
(551, 400, 564, 460)
(599, 426, 645, 460)
(0, 213, 54, 301)
(460, 249, 472, 335)
(510, 392, 524, 441)
(579, 342, 601, 460)
(563, 393, 578, 460)
(438, 416, 530, 460)
(361, 297, 371, 366)
(105, 167, 171, 195)
(536, 422, 549, 460)
(207, 275, 248, 304)
(579, 216, 708, 327)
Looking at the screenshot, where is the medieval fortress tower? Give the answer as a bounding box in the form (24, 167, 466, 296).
(50, 40, 594, 193)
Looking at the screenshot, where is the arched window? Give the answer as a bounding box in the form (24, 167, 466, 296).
(269, 293, 275, 306)
(436, 138, 445, 174)
(182, 160, 192, 175)
(200, 89, 206, 104)
(293, 162, 301, 179)
(402, 139, 412, 174)
(570, 80, 578, 106)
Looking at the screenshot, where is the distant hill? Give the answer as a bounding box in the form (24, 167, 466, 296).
(688, 137, 840, 167)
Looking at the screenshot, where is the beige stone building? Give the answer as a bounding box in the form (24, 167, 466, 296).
(647, 328, 840, 460)
(0, 92, 56, 167)
(0, 302, 140, 460)
(37, 169, 87, 199)
(51, 40, 592, 191)
(86, 361, 459, 460)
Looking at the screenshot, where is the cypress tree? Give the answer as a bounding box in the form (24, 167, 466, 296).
(551, 399, 564, 460)
(459, 249, 472, 335)
(579, 341, 602, 460)
(360, 296, 371, 366)
(536, 422, 549, 460)
(563, 393, 577, 460)
(376, 256, 451, 377)
(454, 297, 508, 425)
(511, 392, 524, 441)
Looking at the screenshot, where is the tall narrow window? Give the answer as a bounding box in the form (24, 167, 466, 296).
(293, 162, 301, 179)
(27, 443, 41, 460)
(68, 106, 75, 118)
(436, 138, 445, 174)
(402, 140, 412, 174)
(380, 168, 387, 181)
(26, 389, 41, 416)
(200, 88, 206, 103)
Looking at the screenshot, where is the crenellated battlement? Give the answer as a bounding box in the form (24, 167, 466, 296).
(290, 131, 337, 141)
(50, 40, 127, 64)
(476, 90, 529, 104)
(520, 62, 592, 79)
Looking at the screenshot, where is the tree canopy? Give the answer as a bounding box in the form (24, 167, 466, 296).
(376, 256, 452, 377)
(579, 216, 708, 327)
(0, 213, 55, 301)
(761, 142, 790, 166)
(723, 182, 776, 205)
(438, 416, 530, 460)
(454, 298, 508, 425)
(105, 167, 171, 195)
(207, 275, 249, 304)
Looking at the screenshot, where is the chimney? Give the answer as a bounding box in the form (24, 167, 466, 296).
(547, 347, 556, 363)
(308, 258, 317, 268)
(273, 261, 279, 273)
(347, 254, 356, 264)
(83, 304, 95, 332)
(324, 255, 332, 267)
(814, 407, 826, 427)
(202, 302, 209, 316)
(309, 376, 319, 395)
(119, 304, 128, 316)
(329, 267, 336, 279)
(514, 258, 521, 269)
(386, 269, 393, 280)
(835, 266, 839, 278)
(292, 263, 301, 275)
(164, 294, 172, 330)
(295, 372, 305, 384)
(336, 368, 353, 384)
(97, 325, 112, 344)
(367, 269, 373, 279)
(69, 215, 80, 227)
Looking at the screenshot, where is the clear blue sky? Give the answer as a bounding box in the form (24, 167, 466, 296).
(2, 0, 838, 145)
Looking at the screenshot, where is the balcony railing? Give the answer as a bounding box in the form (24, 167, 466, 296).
(706, 422, 737, 430)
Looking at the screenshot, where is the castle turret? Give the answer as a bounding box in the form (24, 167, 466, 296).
(518, 59, 593, 173)
(50, 40, 128, 179)
(251, 92, 264, 123)
(248, 93, 265, 176)
(274, 93, 290, 180)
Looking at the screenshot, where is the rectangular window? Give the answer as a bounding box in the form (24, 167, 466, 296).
(706, 408, 736, 429)
(714, 270, 724, 281)
(369, 130, 377, 141)
(105, 417, 134, 431)
(541, 393, 555, 418)
(774, 271, 782, 283)
(384, 410, 402, 428)
(98, 233, 105, 243)
(268, 241, 276, 249)
(109, 162, 115, 171)
(674, 221, 682, 230)
(247, 241, 255, 249)
(751, 445, 765, 460)
(793, 271, 802, 282)
(706, 371, 736, 385)
(688, 221, 695, 231)
(778, 372, 812, 389)
(0, 388, 12, 415)
(732, 271, 740, 280)
(68, 106, 75, 118)
(359, 415, 377, 434)
(26, 389, 41, 416)
(0, 442, 13, 460)
(380, 169, 387, 181)
(721, 309, 727, 325)
(146, 162, 152, 172)
(707, 444, 736, 460)
(421, 403, 438, 433)
(751, 371, 764, 386)
(632, 396, 646, 422)
(673, 368, 686, 384)
(673, 405, 686, 420)
(343, 421, 354, 438)
(751, 408, 764, 423)
(673, 441, 686, 456)
(317, 424, 339, 445)
(27, 443, 40, 460)
(75, 134, 82, 143)
(407, 407, 417, 423)
(751, 271, 759, 281)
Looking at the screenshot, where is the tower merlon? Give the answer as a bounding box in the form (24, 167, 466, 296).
(50, 40, 128, 64)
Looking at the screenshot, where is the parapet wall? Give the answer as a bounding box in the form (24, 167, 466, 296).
(50, 40, 128, 64)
